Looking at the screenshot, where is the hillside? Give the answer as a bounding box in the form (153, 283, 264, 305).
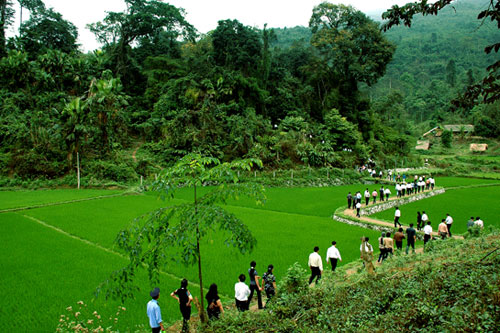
(205, 230, 500, 332)
(271, 0, 500, 138)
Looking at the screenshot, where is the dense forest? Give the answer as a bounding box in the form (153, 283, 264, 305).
(0, 0, 498, 183)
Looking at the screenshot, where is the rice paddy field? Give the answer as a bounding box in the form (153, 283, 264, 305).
(1, 177, 499, 331)
(370, 185, 500, 235)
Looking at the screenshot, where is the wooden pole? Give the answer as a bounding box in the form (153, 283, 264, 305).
(76, 152, 80, 190)
(140, 175, 143, 186)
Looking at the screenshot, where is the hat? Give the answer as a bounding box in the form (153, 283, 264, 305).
(150, 287, 160, 298)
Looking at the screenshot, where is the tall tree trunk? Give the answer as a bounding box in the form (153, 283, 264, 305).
(194, 184, 207, 323)
(0, 0, 8, 57)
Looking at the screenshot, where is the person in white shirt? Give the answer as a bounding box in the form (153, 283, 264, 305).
(356, 191, 362, 204)
(474, 217, 484, 228)
(364, 189, 370, 205)
(308, 246, 323, 284)
(421, 211, 429, 224)
(356, 201, 361, 217)
(360, 237, 375, 273)
(396, 183, 401, 198)
(430, 177, 435, 190)
(394, 206, 402, 228)
(326, 241, 342, 272)
(445, 213, 454, 237)
(235, 274, 251, 311)
(423, 221, 433, 250)
(384, 188, 391, 201)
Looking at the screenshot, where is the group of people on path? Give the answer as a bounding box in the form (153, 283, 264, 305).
(234, 261, 277, 312)
(307, 241, 343, 284)
(377, 225, 417, 262)
(395, 175, 435, 197)
(146, 261, 277, 332)
(347, 176, 436, 218)
(347, 187, 392, 217)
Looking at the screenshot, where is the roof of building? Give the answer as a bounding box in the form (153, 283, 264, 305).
(470, 143, 488, 152)
(443, 124, 475, 132)
(415, 140, 430, 150)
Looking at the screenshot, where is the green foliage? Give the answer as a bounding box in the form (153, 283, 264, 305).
(106, 154, 265, 320)
(212, 19, 262, 76)
(441, 129, 452, 148)
(15, 7, 78, 57)
(208, 231, 500, 332)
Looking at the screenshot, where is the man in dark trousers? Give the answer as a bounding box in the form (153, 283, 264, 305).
(405, 223, 417, 254)
(379, 186, 385, 202)
(308, 246, 323, 284)
(347, 192, 353, 209)
(248, 261, 263, 309)
(326, 241, 342, 272)
(394, 206, 402, 228)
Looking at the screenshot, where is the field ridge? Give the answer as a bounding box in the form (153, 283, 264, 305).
(18, 213, 216, 295)
(0, 191, 137, 213)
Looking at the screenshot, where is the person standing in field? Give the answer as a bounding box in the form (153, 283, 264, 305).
(430, 177, 435, 190)
(379, 186, 385, 202)
(205, 283, 224, 320)
(356, 201, 361, 217)
(438, 219, 448, 239)
(308, 246, 323, 285)
(394, 206, 402, 228)
(396, 183, 401, 198)
(377, 232, 387, 263)
(364, 188, 370, 206)
(385, 187, 391, 201)
(356, 191, 362, 205)
(147, 287, 165, 333)
(393, 228, 405, 251)
(372, 189, 378, 204)
(170, 279, 193, 332)
(424, 221, 433, 250)
(235, 274, 250, 311)
(326, 241, 342, 272)
(262, 264, 277, 307)
(405, 223, 417, 254)
(248, 261, 263, 310)
(347, 192, 353, 209)
(445, 213, 454, 237)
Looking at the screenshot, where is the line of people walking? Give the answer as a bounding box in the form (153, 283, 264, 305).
(347, 176, 436, 218)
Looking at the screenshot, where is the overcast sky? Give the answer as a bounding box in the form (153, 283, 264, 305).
(8, 0, 413, 52)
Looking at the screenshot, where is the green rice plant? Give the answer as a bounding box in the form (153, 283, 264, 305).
(17, 187, 380, 315)
(0, 213, 183, 332)
(370, 186, 500, 234)
(0, 189, 124, 211)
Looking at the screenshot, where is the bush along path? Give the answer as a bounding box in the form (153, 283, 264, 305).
(204, 232, 500, 332)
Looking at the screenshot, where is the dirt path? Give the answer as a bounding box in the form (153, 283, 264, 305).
(131, 142, 143, 163)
